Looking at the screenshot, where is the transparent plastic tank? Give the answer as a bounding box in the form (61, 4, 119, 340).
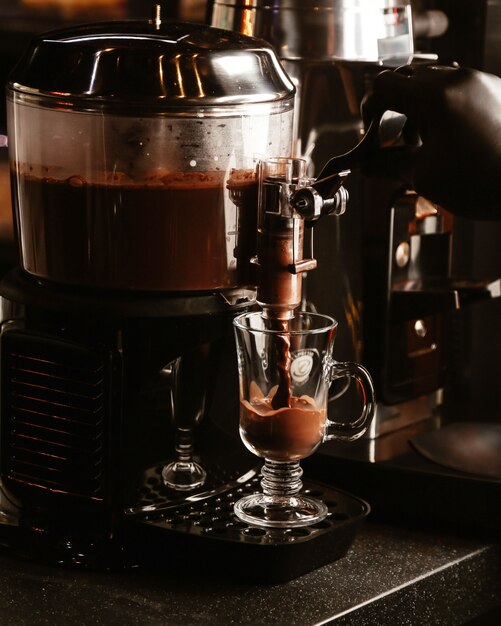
(7, 21, 295, 291)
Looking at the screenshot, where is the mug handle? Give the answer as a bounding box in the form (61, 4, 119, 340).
(324, 358, 376, 442)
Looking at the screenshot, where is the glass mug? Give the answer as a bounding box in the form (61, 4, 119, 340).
(233, 311, 375, 528)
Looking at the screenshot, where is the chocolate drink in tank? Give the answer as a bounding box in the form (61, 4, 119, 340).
(13, 168, 258, 291)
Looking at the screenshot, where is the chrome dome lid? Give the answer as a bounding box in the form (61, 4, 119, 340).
(8, 20, 295, 110)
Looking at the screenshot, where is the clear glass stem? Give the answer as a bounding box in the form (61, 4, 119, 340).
(261, 459, 303, 497)
(162, 428, 206, 491)
(175, 428, 195, 462)
(233, 458, 327, 528)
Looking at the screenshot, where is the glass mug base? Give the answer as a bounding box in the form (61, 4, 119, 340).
(162, 460, 207, 491)
(234, 493, 328, 528)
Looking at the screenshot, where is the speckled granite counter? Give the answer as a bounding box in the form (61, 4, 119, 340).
(0, 521, 498, 625)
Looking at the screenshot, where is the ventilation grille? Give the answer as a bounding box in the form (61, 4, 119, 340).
(2, 331, 109, 499)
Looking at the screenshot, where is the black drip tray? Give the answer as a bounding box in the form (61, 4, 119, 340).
(125, 473, 369, 584)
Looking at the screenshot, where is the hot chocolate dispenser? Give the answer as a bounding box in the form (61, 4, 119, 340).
(2, 17, 291, 562)
(0, 14, 369, 580)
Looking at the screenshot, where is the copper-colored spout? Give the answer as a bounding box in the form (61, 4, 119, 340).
(256, 160, 310, 321)
(257, 214, 305, 321)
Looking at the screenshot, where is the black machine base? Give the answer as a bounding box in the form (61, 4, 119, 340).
(0, 470, 369, 585)
(0, 269, 369, 583)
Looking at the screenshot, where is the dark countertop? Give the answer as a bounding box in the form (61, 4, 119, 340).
(0, 521, 499, 626)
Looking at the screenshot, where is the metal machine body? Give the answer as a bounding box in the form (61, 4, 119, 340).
(211, 0, 501, 534)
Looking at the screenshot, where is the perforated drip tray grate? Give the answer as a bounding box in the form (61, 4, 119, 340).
(125, 471, 370, 583)
(133, 461, 251, 509)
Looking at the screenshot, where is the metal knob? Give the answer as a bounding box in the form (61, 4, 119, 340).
(292, 183, 349, 221)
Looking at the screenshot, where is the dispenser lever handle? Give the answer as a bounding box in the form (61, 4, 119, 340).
(290, 110, 406, 221)
(313, 116, 382, 190)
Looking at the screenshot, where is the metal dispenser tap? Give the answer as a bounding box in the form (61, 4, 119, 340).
(255, 158, 350, 320)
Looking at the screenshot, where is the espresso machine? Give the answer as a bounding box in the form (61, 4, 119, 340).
(211, 0, 501, 534)
(0, 10, 372, 582)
